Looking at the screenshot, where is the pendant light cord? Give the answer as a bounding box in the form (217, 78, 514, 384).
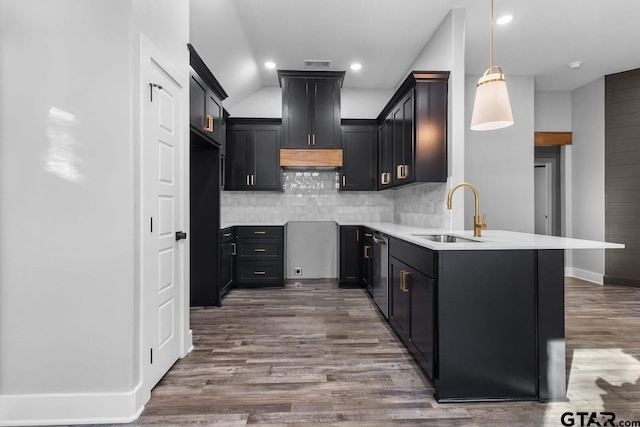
(490, 0, 494, 68)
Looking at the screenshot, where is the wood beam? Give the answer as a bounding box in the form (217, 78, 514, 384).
(534, 132, 572, 146)
(280, 149, 343, 167)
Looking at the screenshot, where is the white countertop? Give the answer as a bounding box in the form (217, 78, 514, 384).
(350, 222, 625, 251)
(220, 221, 625, 251)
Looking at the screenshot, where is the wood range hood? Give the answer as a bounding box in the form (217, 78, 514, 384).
(280, 149, 343, 169)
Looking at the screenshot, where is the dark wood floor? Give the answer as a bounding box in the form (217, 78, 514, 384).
(121, 277, 640, 426)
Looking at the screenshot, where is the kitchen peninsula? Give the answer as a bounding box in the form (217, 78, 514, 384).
(220, 220, 624, 403)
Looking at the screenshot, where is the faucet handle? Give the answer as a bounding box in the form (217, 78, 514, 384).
(481, 214, 488, 229)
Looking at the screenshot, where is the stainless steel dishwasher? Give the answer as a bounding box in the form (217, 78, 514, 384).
(372, 233, 389, 319)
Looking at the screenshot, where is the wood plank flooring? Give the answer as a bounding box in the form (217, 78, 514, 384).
(117, 277, 640, 426)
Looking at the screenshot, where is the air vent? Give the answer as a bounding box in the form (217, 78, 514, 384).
(304, 60, 332, 69)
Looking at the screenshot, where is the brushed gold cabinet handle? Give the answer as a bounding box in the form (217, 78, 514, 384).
(254, 248, 266, 252)
(254, 271, 266, 275)
(223, 232, 231, 237)
(230, 243, 236, 255)
(209, 115, 214, 132)
(401, 270, 410, 293)
(381, 172, 390, 185)
(251, 174, 255, 186)
(364, 233, 373, 237)
(254, 231, 266, 235)
(397, 164, 403, 179)
(356, 229, 359, 242)
(364, 245, 372, 259)
(342, 175, 346, 186)
(403, 165, 409, 178)
(312, 134, 315, 146)
(307, 134, 311, 146)
(246, 174, 250, 186)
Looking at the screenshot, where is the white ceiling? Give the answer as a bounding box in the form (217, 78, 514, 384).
(191, 0, 640, 104)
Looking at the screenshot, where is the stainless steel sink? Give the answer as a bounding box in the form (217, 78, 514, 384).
(411, 234, 483, 243)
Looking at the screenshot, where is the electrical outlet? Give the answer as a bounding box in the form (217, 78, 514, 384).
(294, 267, 302, 276)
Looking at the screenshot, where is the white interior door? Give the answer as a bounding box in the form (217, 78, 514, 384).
(534, 163, 552, 235)
(142, 55, 184, 388)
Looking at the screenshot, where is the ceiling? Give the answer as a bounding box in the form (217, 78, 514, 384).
(191, 0, 640, 105)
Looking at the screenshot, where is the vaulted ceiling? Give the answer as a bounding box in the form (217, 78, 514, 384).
(190, 0, 640, 108)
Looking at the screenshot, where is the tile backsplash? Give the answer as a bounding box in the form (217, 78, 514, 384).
(221, 171, 449, 227)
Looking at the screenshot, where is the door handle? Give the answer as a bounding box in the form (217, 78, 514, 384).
(342, 175, 346, 187)
(246, 174, 250, 186)
(175, 231, 187, 241)
(230, 243, 236, 255)
(364, 245, 372, 259)
(251, 174, 255, 186)
(254, 248, 266, 252)
(254, 271, 266, 275)
(381, 172, 390, 185)
(223, 232, 232, 237)
(312, 134, 315, 146)
(400, 270, 410, 293)
(396, 164, 403, 179)
(307, 134, 311, 146)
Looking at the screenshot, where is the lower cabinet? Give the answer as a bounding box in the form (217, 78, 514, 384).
(389, 239, 437, 381)
(339, 226, 362, 285)
(235, 226, 284, 287)
(220, 227, 235, 297)
(362, 229, 374, 294)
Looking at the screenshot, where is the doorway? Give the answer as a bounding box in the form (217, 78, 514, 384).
(534, 163, 553, 235)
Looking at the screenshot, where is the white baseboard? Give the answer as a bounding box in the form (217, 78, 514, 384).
(0, 384, 144, 426)
(183, 328, 194, 357)
(565, 267, 604, 285)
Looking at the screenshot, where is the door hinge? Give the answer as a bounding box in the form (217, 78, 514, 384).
(150, 348, 153, 364)
(149, 83, 163, 102)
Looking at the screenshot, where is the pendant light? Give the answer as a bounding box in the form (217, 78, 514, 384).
(470, 0, 514, 131)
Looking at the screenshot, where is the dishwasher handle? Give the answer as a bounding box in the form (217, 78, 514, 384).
(372, 235, 387, 244)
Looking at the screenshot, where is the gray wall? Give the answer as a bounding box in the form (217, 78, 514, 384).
(570, 78, 605, 280)
(286, 222, 338, 279)
(534, 91, 572, 131)
(464, 75, 536, 233)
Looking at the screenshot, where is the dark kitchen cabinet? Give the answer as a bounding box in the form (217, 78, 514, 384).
(189, 44, 228, 147)
(235, 226, 284, 287)
(225, 120, 282, 191)
(339, 226, 362, 285)
(340, 121, 377, 191)
(392, 90, 415, 186)
(378, 114, 393, 189)
(377, 71, 449, 188)
(220, 227, 235, 297)
(361, 229, 374, 294)
(279, 71, 344, 149)
(389, 237, 437, 380)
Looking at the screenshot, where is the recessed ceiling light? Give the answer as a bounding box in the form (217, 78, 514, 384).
(568, 61, 582, 69)
(350, 63, 362, 71)
(496, 14, 513, 25)
(264, 61, 276, 69)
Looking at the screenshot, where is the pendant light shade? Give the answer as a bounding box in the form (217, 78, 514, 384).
(470, 0, 514, 131)
(470, 67, 514, 131)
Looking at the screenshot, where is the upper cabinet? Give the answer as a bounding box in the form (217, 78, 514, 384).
(378, 71, 449, 187)
(225, 119, 282, 191)
(189, 44, 229, 149)
(279, 71, 344, 149)
(340, 120, 377, 191)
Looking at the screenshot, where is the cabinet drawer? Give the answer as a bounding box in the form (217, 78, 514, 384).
(389, 237, 436, 278)
(236, 226, 284, 240)
(237, 240, 282, 259)
(362, 228, 375, 243)
(236, 261, 283, 284)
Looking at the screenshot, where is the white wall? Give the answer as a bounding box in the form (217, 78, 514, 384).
(227, 86, 393, 119)
(569, 78, 605, 282)
(394, 9, 466, 230)
(190, 0, 262, 109)
(0, 0, 189, 424)
(464, 75, 536, 232)
(535, 91, 572, 131)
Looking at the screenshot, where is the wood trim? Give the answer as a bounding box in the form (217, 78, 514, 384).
(534, 132, 572, 146)
(280, 149, 343, 167)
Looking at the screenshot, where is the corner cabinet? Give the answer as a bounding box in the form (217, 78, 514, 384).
(340, 121, 377, 191)
(189, 44, 228, 148)
(225, 119, 282, 191)
(279, 70, 344, 149)
(377, 71, 449, 188)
